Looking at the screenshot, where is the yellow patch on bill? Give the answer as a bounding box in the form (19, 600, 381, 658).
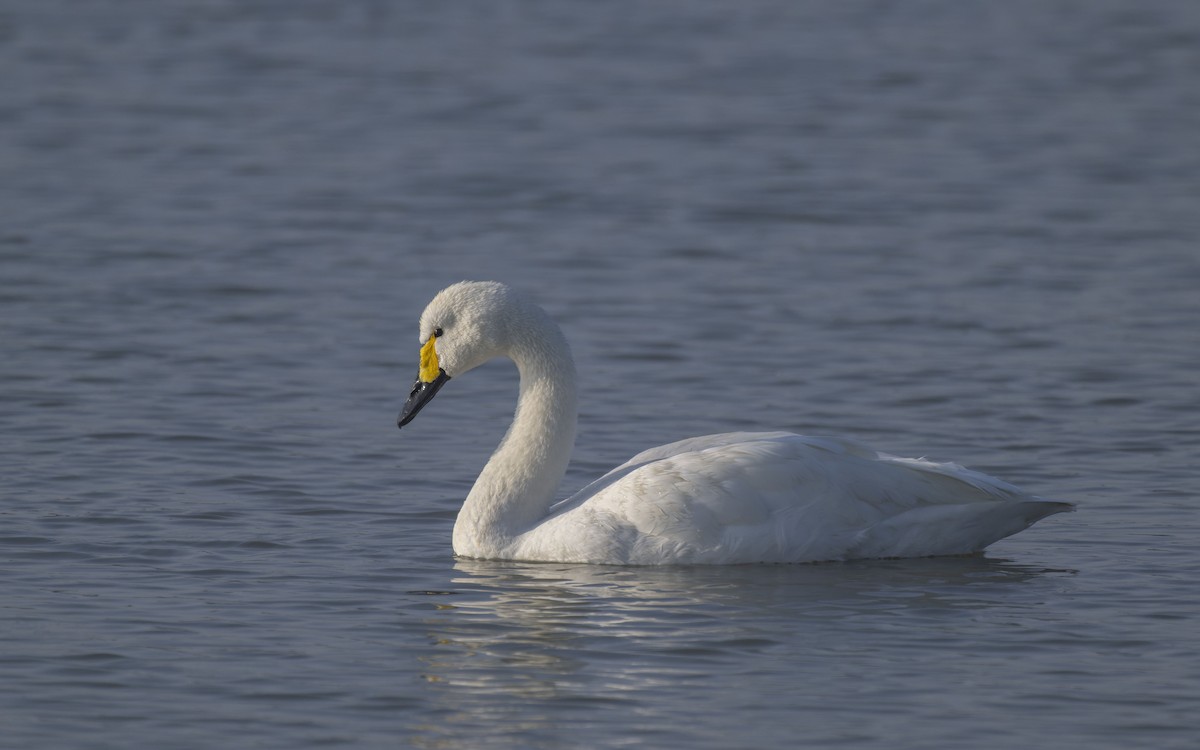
(419, 335, 441, 383)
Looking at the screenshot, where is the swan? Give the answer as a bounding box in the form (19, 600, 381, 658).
(397, 281, 1071, 565)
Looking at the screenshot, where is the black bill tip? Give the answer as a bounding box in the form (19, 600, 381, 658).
(398, 370, 450, 428)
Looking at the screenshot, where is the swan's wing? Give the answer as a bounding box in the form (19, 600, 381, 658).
(549, 431, 802, 514)
(548, 433, 1070, 564)
(841, 451, 1072, 558)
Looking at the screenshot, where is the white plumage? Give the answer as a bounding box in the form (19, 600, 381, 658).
(398, 281, 1071, 565)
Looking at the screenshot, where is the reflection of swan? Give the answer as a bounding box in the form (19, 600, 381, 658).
(398, 281, 1071, 565)
(414, 558, 1074, 747)
(420, 558, 1070, 680)
(449, 556, 1071, 611)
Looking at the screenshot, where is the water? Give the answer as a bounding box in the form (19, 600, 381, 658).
(3, 1, 1199, 747)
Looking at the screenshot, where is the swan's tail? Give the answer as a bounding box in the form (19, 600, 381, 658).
(1027, 498, 1075, 520)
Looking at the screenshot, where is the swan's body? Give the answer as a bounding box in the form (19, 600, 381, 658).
(398, 281, 1071, 565)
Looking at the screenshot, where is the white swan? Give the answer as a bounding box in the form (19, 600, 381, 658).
(398, 281, 1071, 565)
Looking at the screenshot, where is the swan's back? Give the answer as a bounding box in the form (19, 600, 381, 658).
(517, 433, 1071, 565)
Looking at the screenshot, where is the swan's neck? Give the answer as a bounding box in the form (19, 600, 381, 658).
(452, 322, 577, 559)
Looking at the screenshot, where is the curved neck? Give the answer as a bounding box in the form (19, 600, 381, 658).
(452, 321, 577, 559)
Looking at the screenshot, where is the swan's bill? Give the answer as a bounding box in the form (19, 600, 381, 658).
(418, 333, 442, 383)
(398, 369, 450, 428)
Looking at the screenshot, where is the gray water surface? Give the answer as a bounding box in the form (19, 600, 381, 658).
(3, 2, 1200, 748)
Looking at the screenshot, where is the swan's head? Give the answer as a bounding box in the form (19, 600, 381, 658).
(397, 281, 527, 428)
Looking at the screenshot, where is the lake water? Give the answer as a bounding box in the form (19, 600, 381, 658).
(3, 1, 1199, 748)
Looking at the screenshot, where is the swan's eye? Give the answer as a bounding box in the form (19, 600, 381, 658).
(433, 327, 444, 338)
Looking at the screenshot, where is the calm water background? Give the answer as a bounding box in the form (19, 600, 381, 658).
(3, 1, 1199, 748)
